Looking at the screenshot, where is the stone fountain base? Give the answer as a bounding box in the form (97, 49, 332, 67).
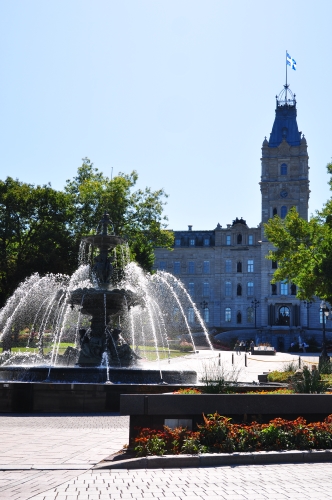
(0, 366, 197, 385)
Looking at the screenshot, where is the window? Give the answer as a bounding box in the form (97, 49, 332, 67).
(248, 235, 253, 245)
(237, 234, 242, 244)
(203, 307, 209, 323)
(237, 311, 242, 324)
(237, 283, 242, 296)
(225, 281, 231, 296)
(247, 282, 254, 296)
(281, 206, 287, 219)
(225, 259, 232, 273)
(291, 284, 296, 295)
(225, 308, 231, 322)
(188, 282, 195, 297)
(280, 163, 287, 175)
(271, 284, 277, 295)
(280, 281, 288, 295)
(203, 261, 210, 274)
(226, 235, 231, 245)
(247, 307, 254, 323)
(204, 238, 210, 246)
(272, 261, 278, 269)
(188, 307, 195, 323)
(189, 238, 195, 246)
(278, 306, 290, 325)
(173, 307, 180, 322)
(175, 239, 181, 246)
(159, 261, 166, 271)
(237, 261, 242, 272)
(273, 207, 277, 216)
(188, 261, 195, 274)
(174, 262, 180, 274)
(203, 282, 210, 297)
(248, 260, 254, 272)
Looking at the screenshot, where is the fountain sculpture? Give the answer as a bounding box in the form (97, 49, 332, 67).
(0, 212, 211, 384)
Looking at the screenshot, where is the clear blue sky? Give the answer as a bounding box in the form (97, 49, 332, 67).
(1, 0, 331, 230)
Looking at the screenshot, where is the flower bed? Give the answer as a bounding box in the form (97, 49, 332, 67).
(134, 413, 332, 456)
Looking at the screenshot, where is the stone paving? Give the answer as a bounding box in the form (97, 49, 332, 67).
(1, 352, 332, 500)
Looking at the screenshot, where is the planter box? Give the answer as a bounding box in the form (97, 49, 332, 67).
(253, 348, 275, 355)
(120, 394, 332, 441)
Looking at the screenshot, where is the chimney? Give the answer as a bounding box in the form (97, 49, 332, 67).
(188, 225, 192, 231)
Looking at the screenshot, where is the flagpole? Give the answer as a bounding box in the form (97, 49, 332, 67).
(285, 49, 288, 102)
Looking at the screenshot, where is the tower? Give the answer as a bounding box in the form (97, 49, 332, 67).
(260, 85, 310, 335)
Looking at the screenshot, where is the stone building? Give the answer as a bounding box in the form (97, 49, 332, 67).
(154, 85, 325, 349)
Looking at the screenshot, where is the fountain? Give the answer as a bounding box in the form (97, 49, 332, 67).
(0, 212, 212, 387)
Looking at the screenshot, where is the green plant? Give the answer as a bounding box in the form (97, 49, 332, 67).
(267, 370, 294, 383)
(200, 357, 242, 393)
(290, 367, 327, 393)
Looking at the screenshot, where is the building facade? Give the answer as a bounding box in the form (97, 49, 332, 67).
(154, 85, 324, 349)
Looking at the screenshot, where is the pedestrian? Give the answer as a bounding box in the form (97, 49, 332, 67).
(250, 340, 255, 355)
(235, 340, 240, 355)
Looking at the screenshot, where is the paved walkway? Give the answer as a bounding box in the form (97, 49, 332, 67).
(1, 412, 332, 499)
(1, 353, 331, 500)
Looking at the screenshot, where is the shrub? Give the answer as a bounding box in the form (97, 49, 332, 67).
(133, 413, 332, 456)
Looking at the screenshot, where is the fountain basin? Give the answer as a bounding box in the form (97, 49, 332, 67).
(0, 366, 197, 384)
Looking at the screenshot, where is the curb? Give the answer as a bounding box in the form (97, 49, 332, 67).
(94, 449, 332, 469)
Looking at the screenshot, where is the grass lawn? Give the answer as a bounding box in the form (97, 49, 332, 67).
(1, 343, 190, 361)
(135, 345, 191, 361)
(0, 343, 75, 355)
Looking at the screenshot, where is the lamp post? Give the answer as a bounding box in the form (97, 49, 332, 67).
(320, 300, 330, 366)
(303, 300, 312, 329)
(251, 298, 260, 329)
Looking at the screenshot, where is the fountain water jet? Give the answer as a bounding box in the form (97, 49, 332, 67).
(0, 212, 212, 384)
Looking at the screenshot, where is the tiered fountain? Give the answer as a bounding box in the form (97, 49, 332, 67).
(0, 212, 209, 387)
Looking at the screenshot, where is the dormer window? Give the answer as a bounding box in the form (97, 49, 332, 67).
(280, 163, 287, 175)
(189, 238, 195, 246)
(237, 234, 242, 244)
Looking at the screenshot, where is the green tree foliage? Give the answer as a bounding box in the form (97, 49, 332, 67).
(0, 177, 76, 306)
(264, 161, 332, 304)
(0, 159, 173, 306)
(64, 158, 174, 270)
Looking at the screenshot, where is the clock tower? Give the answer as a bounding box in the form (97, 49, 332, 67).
(260, 85, 309, 223)
(259, 85, 310, 331)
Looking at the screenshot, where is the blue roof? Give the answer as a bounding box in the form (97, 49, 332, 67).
(268, 104, 301, 147)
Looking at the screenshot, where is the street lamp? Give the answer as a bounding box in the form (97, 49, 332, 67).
(320, 300, 331, 366)
(303, 300, 312, 329)
(251, 298, 260, 329)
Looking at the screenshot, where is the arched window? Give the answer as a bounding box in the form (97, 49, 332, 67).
(247, 307, 254, 323)
(291, 284, 296, 295)
(203, 307, 209, 323)
(278, 306, 290, 325)
(280, 163, 288, 175)
(273, 207, 277, 216)
(237, 234, 242, 244)
(225, 308, 231, 322)
(281, 206, 287, 219)
(237, 261, 242, 272)
(237, 284, 242, 296)
(237, 311, 242, 324)
(271, 284, 277, 295)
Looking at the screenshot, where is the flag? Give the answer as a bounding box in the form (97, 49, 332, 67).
(287, 52, 296, 70)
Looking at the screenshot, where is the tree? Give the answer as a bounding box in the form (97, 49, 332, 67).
(264, 162, 332, 304)
(65, 158, 174, 271)
(0, 177, 76, 306)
